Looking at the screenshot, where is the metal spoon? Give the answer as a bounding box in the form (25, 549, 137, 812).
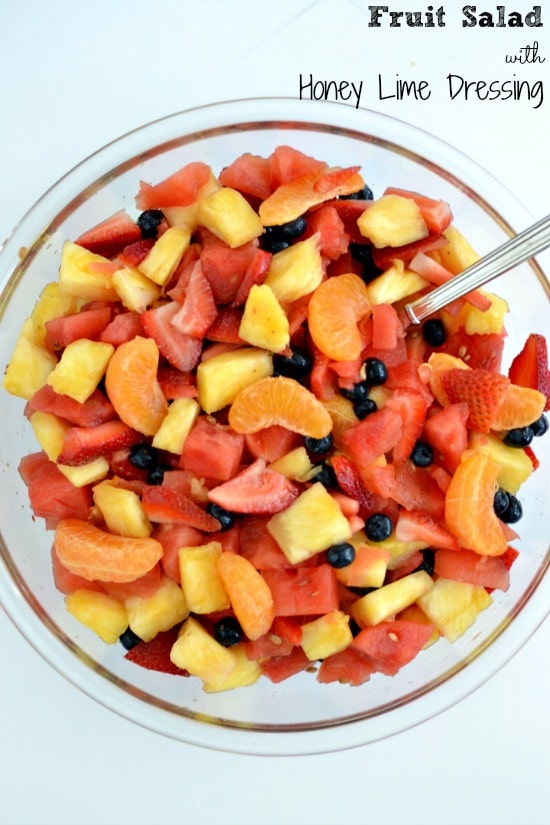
(404, 213, 550, 325)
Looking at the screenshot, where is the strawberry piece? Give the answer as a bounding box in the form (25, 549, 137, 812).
(385, 388, 428, 464)
(157, 365, 197, 400)
(141, 485, 220, 531)
(140, 301, 202, 372)
(395, 508, 460, 551)
(508, 333, 550, 409)
(207, 459, 300, 514)
(115, 237, 155, 268)
(303, 205, 350, 261)
(166, 243, 202, 301)
(331, 453, 389, 519)
(124, 629, 189, 676)
(27, 385, 117, 427)
(75, 209, 142, 258)
(57, 420, 143, 466)
(314, 198, 371, 245)
(206, 307, 245, 343)
(384, 550, 425, 583)
(170, 261, 217, 338)
(440, 368, 510, 432)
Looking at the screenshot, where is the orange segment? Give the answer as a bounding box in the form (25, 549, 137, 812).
(492, 384, 546, 430)
(54, 518, 163, 583)
(228, 376, 333, 439)
(308, 273, 371, 361)
(105, 335, 168, 435)
(444, 452, 507, 556)
(217, 552, 275, 641)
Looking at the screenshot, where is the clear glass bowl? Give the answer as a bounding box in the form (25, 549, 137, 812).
(0, 98, 548, 755)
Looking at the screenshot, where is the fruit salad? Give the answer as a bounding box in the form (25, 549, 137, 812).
(3, 144, 549, 693)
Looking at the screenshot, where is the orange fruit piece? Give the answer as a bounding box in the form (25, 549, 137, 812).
(54, 518, 163, 583)
(426, 352, 471, 406)
(217, 552, 274, 641)
(308, 273, 371, 361)
(105, 335, 168, 436)
(228, 376, 333, 439)
(444, 452, 507, 556)
(491, 383, 546, 430)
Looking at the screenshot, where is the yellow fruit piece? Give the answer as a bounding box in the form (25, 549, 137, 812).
(367, 259, 428, 306)
(152, 397, 200, 453)
(58, 241, 118, 301)
(30, 411, 68, 461)
(238, 284, 290, 353)
(170, 616, 236, 691)
(2, 318, 57, 399)
(300, 610, 353, 661)
(58, 459, 110, 488)
(322, 397, 359, 449)
(418, 577, 493, 642)
(264, 234, 324, 304)
(268, 446, 318, 482)
(112, 266, 161, 313)
(93, 479, 152, 538)
(47, 338, 114, 403)
(197, 187, 263, 248)
(30, 282, 79, 346)
(178, 542, 230, 614)
(203, 643, 262, 693)
(163, 172, 221, 229)
(438, 225, 480, 274)
(468, 431, 534, 494)
(350, 570, 434, 628)
(357, 195, 429, 249)
(267, 482, 352, 565)
(138, 225, 191, 285)
(197, 347, 273, 414)
(124, 576, 189, 642)
(65, 589, 128, 644)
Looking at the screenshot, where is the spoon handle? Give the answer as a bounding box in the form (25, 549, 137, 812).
(404, 213, 550, 325)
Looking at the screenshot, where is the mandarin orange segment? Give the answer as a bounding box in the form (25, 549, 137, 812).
(54, 518, 164, 583)
(217, 552, 275, 641)
(228, 376, 333, 439)
(492, 384, 546, 431)
(308, 273, 371, 361)
(105, 335, 168, 436)
(444, 452, 507, 556)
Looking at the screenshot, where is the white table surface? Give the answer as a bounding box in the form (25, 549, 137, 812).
(1, 3, 548, 824)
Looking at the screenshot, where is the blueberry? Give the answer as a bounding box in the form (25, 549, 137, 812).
(364, 357, 388, 386)
(304, 434, 333, 455)
(119, 627, 141, 651)
(326, 542, 356, 569)
(365, 513, 393, 542)
(214, 616, 243, 647)
(260, 236, 290, 254)
(129, 443, 157, 469)
(147, 464, 168, 485)
(206, 503, 235, 531)
(422, 318, 447, 347)
(531, 414, 549, 437)
(339, 185, 374, 201)
(273, 349, 312, 381)
(353, 398, 377, 420)
(341, 380, 369, 403)
(137, 209, 164, 239)
(499, 493, 523, 524)
(260, 217, 307, 251)
(349, 243, 383, 283)
(314, 463, 337, 488)
(410, 440, 434, 467)
(493, 488, 510, 518)
(414, 549, 435, 576)
(504, 427, 534, 448)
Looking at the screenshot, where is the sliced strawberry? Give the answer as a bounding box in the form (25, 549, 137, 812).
(170, 261, 217, 338)
(395, 508, 460, 551)
(303, 205, 349, 261)
(166, 243, 202, 301)
(508, 333, 550, 409)
(141, 485, 220, 531)
(140, 301, 202, 372)
(385, 388, 428, 464)
(383, 187, 453, 235)
(206, 307, 245, 343)
(331, 453, 390, 519)
(99, 311, 142, 346)
(57, 420, 143, 466)
(124, 628, 189, 676)
(157, 365, 198, 400)
(45, 306, 112, 351)
(207, 459, 300, 514)
(440, 368, 510, 433)
(384, 550, 425, 583)
(75, 210, 142, 258)
(115, 237, 156, 268)
(198, 229, 256, 304)
(28, 385, 117, 427)
(314, 198, 371, 245)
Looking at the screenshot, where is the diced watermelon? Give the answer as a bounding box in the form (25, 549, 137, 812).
(45, 306, 112, 351)
(351, 620, 435, 675)
(27, 385, 117, 427)
(51, 544, 104, 594)
(304, 205, 349, 260)
(198, 230, 257, 305)
(439, 328, 505, 373)
(384, 388, 428, 464)
(262, 565, 339, 616)
(390, 461, 446, 519)
(136, 161, 212, 209)
(238, 515, 292, 570)
(218, 153, 273, 201)
(153, 522, 204, 582)
(268, 145, 327, 189)
(341, 406, 403, 468)
(75, 210, 142, 258)
(19, 452, 93, 529)
(317, 646, 376, 685)
(423, 402, 469, 472)
(270, 616, 303, 645)
(245, 632, 294, 661)
(99, 311, 142, 346)
(244, 425, 301, 463)
(102, 563, 163, 600)
(434, 548, 510, 591)
(231, 248, 272, 307)
(260, 646, 311, 683)
(180, 417, 245, 483)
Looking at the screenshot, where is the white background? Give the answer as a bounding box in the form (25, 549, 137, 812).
(0, 2, 548, 824)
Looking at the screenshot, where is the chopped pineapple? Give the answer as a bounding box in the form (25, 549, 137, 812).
(124, 576, 189, 642)
(65, 589, 128, 644)
(418, 577, 492, 642)
(367, 259, 428, 306)
(2, 317, 57, 399)
(29, 410, 68, 461)
(197, 186, 263, 248)
(152, 397, 200, 454)
(203, 643, 262, 693)
(357, 195, 429, 248)
(46, 338, 114, 403)
(163, 172, 221, 228)
(30, 282, 79, 346)
(468, 431, 533, 493)
(170, 616, 236, 691)
(93, 479, 152, 538)
(112, 266, 161, 313)
(138, 225, 192, 286)
(351, 570, 433, 627)
(196, 347, 273, 414)
(58, 241, 118, 301)
(58, 459, 110, 487)
(268, 446, 318, 482)
(267, 482, 352, 564)
(438, 225, 480, 274)
(178, 542, 230, 614)
(238, 284, 290, 353)
(442, 290, 509, 335)
(265, 234, 324, 304)
(300, 611, 353, 661)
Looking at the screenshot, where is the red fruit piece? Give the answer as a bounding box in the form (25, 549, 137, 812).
(170, 262, 217, 339)
(75, 210, 142, 258)
(28, 385, 117, 427)
(268, 145, 326, 188)
(313, 165, 361, 194)
(331, 453, 389, 520)
(124, 629, 189, 676)
(383, 187, 453, 234)
(262, 565, 339, 616)
(45, 307, 112, 351)
(115, 237, 156, 268)
(141, 486, 220, 531)
(57, 420, 143, 466)
(351, 620, 435, 676)
(440, 368, 510, 433)
(317, 647, 376, 686)
(231, 248, 272, 307)
(157, 365, 198, 400)
(422, 403, 469, 473)
(218, 152, 273, 200)
(508, 333, 550, 409)
(391, 461, 445, 519)
(395, 508, 460, 551)
(180, 416, 245, 483)
(341, 406, 403, 467)
(19, 452, 93, 529)
(372, 234, 447, 271)
(260, 647, 311, 683)
(136, 161, 212, 209)
(433, 548, 510, 591)
(385, 388, 428, 464)
(140, 301, 202, 372)
(303, 205, 349, 261)
(207, 459, 300, 514)
(99, 312, 142, 346)
(239, 515, 293, 570)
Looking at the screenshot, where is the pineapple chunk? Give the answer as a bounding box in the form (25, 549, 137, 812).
(367, 259, 428, 306)
(300, 610, 353, 661)
(418, 577, 493, 642)
(442, 290, 509, 336)
(238, 284, 290, 353)
(47, 338, 114, 403)
(138, 225, 191, 286)
(152, 397, 200, 453)
(170, 616, 236, 691)
(2, 317, 57, 399)
(265, 234, 324, 304)
(468, 431, 533, 494)
(58, 458, 110, 487)
(65, 589, 128, 644)
(351, 570, 433, 627)
(203, 643, 262, 693)
(30, 410, 68, 461)
(93, 479, 152, 538)
(197, 186, 263, 248)
(334, 544, 391, 589)
(196, 347, 273, 414)
(163, 172, 221, 228)
(438, 225, 480, 274)
(30, 282, 79, 346)
(58, 241, 118, 301)
(267, 482, 352, 565)
(178, 542, 230, 614)
(268, 446, 318, 482)
(357, 195, 429, 249)
(112, 266, 161, 313)
(124, 576, 189, 642)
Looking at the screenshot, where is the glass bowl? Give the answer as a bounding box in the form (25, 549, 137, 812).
(0, 98, 548, 756)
